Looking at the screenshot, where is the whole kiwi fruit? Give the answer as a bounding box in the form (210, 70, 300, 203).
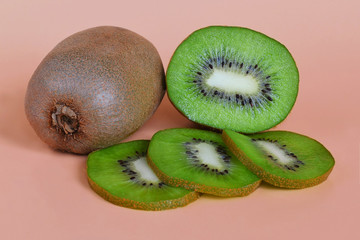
(25, 26, 165, 154)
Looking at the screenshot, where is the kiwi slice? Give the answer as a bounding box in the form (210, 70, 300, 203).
(166, 26, 299, 133)
(87, 140, 200, 211)
(222, 130, 335, 188)
(147, 128, 261, 197)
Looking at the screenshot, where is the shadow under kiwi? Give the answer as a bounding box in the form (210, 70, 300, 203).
(123, 93, 199, 142)
(258, 181, 303, 191)
(77, 155, 90, 189)
(199, 181, 302, 200)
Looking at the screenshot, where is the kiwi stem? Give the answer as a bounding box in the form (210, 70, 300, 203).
(51, 104, 79, 135)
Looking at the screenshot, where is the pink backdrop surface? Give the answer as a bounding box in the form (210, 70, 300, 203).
(1, 0, 359, 239)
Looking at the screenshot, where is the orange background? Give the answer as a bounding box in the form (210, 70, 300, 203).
(1, 0, 359, 239)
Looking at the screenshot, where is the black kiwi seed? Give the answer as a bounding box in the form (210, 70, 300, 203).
(252, 138, 305, 171)
(188, 54, 277, 110)
(117, 152, 167, 188)
(183, 138, 231, 175)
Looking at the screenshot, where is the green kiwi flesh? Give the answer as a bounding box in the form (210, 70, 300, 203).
(147, 128, 261, 197)
(166, 26, 299, 133)
(87, 140, 200, 211)
(222, 130, 335, 188)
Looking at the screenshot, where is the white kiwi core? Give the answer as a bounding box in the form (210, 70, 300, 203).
(205, 69, 259, 94)
(254, 141, 292, 165)
(193, 142, 225, 169)
(132, 157, 160, 182)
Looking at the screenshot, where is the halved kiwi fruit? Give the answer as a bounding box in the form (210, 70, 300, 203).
(87, 140, 200, 211)
(222, 129, 335, 188)
(166, 26, 299, 133)
(147, 128, 261, 197)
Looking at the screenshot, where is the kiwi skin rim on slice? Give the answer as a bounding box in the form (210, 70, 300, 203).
(87, 140, 201, 211)
(146, 156, 261, 197)
(222, 130, 335, 189)
(87, 175, 201, 211)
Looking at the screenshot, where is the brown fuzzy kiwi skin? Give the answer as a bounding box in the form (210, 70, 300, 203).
(146, 154, 261, 197)
(222, 131, 334, 189)
(87, 175, 200, 211)
(25, 26, 165, 154)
